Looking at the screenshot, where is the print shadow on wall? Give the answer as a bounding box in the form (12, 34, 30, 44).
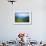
(14, 10, 32, 25)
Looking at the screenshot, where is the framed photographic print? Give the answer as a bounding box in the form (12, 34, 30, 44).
(14, 10, 32, 25)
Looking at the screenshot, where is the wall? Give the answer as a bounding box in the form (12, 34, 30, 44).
(0, 0, 46, 42)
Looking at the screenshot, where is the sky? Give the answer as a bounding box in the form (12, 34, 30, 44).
(16, 13, 29, 18)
